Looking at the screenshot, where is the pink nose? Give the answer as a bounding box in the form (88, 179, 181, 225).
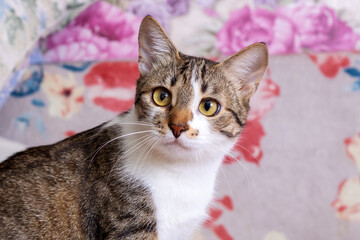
(169, 124, 188, 138)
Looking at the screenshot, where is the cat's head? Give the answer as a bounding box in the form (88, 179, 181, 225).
(133, 16, 268, 158)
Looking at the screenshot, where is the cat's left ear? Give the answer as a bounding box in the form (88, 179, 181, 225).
(218, 43, 269, 101)
(138, 16, 179, 76)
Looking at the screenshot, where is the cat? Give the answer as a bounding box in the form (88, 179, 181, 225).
(0, 16, 268, 240)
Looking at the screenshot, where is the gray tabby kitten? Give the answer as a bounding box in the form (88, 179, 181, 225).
(0, 16, 268, 239)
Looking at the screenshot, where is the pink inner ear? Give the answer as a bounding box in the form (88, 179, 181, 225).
(220, 44, 268, 99)
(221, 43, 268, 80)
(138, 16, 178, 76)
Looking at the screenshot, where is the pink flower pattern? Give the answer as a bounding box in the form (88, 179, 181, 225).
(39, 1, 360, 62)
(43, 1, 141, 62)
(216, 3, 359, 56)
(283, 4, 360, 52)
(333, 176, 360, 221)
(83, 62, 139, 113)
(41, 72, 84, 119)
(309, 54, 350, 78)
(332, 134, 360, 221)
(345, 134, 360, 172)
(216, 6, 300, 55)
(204, 195, 235, 240)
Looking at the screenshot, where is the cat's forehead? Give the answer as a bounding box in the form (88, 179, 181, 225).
(174, 55, 229, 100)
(177, 54, 217, 82)
(171, 55, 225, 96)
(139, 54, 215, 86)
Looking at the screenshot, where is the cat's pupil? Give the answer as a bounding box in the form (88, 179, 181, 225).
(160, 92, 168, 101)
(204, 101, 212, 111)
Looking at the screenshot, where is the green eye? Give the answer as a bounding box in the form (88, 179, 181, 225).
(152, 88, 172, 107)
(199, 99, 220, 116)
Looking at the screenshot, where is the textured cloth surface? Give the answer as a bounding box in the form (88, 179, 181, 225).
(0, 0, 95, 107)
(2, 0, 360, 108)
(0, 54, 359, 240)
(1, 0, 360, 239)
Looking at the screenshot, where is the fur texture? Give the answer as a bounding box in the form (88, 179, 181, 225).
(0, 16, 268, 239)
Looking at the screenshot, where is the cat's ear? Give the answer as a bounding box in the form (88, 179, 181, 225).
(218, 43, 269, 101)
(138, 16, 179, 76)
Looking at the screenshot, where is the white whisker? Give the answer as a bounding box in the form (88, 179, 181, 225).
(233, 142, 260, 164)
(88, 130, 155, 165)
(208, 142, 255, 191)
(114, 122, 155, 127)
(105, 135, 154, 186)
(122, 135, 154, 159)
(219, 167, 235, 198)
(133, 136, 159, 173)
(137, 137, 160, 172)
(225, 150, 258, 194)
(124, 136, 157, 177)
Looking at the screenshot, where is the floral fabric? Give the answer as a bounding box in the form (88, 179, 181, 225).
(0, 0, 95, 108)
(1, 54, 360, 239)
(38, 0, 360, 64)
(2, 0, 360, 108)
(1, 1, 360, 239)
(42, 2, 141, 62)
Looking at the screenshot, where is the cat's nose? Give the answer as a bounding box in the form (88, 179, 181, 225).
(169, 123, 188, 138)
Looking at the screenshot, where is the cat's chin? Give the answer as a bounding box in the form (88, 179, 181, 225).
(165, 139, 191, 151)
(159, 136, 203, 155)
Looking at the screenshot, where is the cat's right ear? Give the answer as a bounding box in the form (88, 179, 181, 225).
(138, 16, 179, 76)
(217, 43, 269, 102)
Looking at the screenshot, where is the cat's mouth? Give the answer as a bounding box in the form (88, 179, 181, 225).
(165, 139, 190, 150)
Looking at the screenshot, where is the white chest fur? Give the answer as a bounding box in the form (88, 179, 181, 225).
(123, 147, 223, 240)
(145, 160, 220, 240)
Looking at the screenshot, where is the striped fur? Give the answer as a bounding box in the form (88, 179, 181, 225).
(136, 51, 255, 139)
(0, 122, 157, 239)
(0, 16, 268, 239)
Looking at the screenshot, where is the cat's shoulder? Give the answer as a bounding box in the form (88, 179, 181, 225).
(0, 123, 104, 172)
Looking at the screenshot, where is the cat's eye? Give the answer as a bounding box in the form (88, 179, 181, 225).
(152, 87, 172, 107)
(199, 99, 220, 117)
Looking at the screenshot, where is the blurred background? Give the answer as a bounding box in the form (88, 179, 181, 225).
(0, 0, 360, 239)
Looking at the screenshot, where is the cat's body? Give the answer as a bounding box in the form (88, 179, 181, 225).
(0, 16, 268, 239)
(0, 122, 156, 239)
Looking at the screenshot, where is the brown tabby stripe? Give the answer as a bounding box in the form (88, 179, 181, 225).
(135, 91, 145, 104)
(201, 81, 208, 93)
(0, 120, 157, 240)
(220, 130, 234, 138)
(116, 222, 156, 238)
(226, 107, 245, 127)
(171, 76, 177, 86)
(201, 63, 206, 80)
(180, 60, 190, 75)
